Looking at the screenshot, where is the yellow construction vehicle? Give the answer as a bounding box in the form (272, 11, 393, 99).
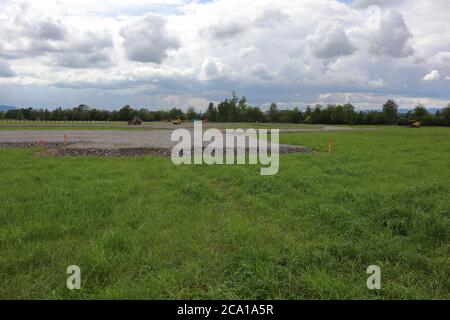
(409, 119, 421, 128)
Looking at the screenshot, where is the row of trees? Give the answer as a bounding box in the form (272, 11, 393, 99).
(0, 104, 187, 123)
(1, 95, 450, 126)
(204, 96, 450, 126)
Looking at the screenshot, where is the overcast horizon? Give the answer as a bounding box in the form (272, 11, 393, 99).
(0, 0, 449, 111)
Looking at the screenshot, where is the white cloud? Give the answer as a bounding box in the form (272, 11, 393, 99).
(351, 0, 399, 9)
(239, 46, 260, 59)
(254, 9, 290, 28)
(316, 91, 448, 110)
(307, 21, 356, 60)
(368, 78, 386, 88)
(120, 13, 179, 64)
(423, 70, 440, 81)
(200, 57, 234, 81)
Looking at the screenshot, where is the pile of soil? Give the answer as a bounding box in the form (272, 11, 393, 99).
(55, 147, 171, 158)
(0, 142, 65, 148)
(55, 145, 312, 158)
(278, 145, 312, 154)
(1, 142, 312, 157)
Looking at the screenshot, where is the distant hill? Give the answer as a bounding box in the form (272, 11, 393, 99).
(426, 108, 443, 114)
(398, 109, 412, 115)
(355, 108, 443, 115)
(0, 105, 16, 112)
(399, 108, 443, 115)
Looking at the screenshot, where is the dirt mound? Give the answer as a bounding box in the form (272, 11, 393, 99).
(55, 147, 171, 158)
(1, 141, 312, 158)
(0, 142, 65, 148)
(279, 145, 312, 154)
(54, 145, 312, 158)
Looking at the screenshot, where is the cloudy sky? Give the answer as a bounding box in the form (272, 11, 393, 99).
(0, 0, 449, 110)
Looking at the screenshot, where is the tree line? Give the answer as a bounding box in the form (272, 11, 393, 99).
(1, 93, 450, 126)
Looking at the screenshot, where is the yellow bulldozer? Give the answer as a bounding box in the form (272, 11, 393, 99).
(409, 119, 421, 128)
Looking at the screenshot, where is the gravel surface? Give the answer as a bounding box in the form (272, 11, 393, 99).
(0, 129, 313, 157)
(0, 130, 176, 149)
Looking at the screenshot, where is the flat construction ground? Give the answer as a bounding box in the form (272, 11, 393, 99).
(0, 123, 356, 152)
(0, 125, 448, 299)
(0, 123, 357, 149)
(0, 130, 178, 149)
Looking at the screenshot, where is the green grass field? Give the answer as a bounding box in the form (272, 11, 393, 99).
(0, 127, 449, 299)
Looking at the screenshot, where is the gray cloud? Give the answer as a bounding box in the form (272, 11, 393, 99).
(434, 52, 450, 65)
(307, 21, 356, 59)
(48, 31, 114, 68)
(251, 63, 276, 81)
(52, 52, 112, 69)
(69, 31, 113, 54)
(0, 5, 113, 69)
(0, 60, 16, 78)
(8, 4, 67, 44)
(201, 21, 246, 40)
(33, 18, 67, 41)
(368, 11, 414, 58)
(254, 9, 290, 28)
(120, 13, 179, 64)
(201, 9, 287, 42)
